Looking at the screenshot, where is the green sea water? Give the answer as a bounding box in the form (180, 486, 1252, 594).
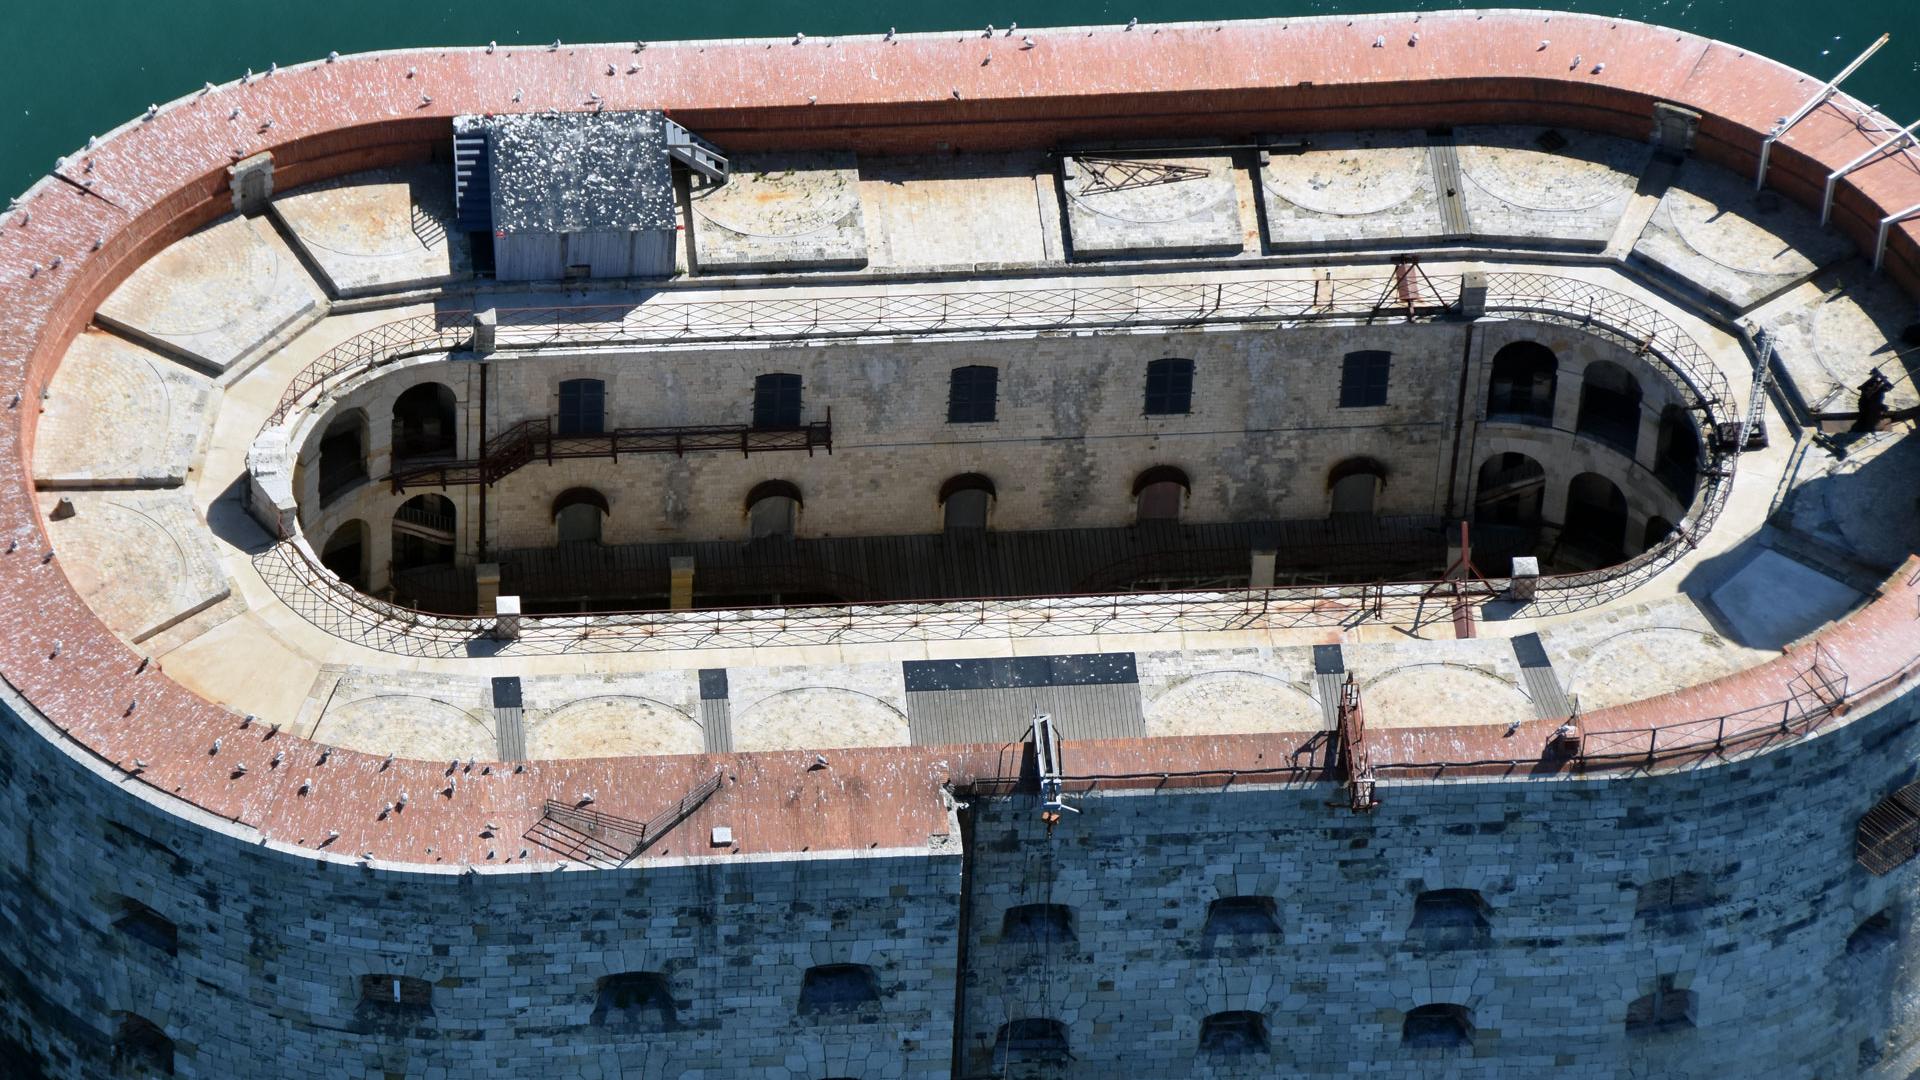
(0, 0, 1914, 199)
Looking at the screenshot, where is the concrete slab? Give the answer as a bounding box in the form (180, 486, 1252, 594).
(687, 152, 867, 273)
(1142, 670, 1321, 736)
(95, 213, 324, 376)
(1060, 153, 1243, 258)
(1631, 160, 1856, 312)
(33, 328, 213, 488)
(270, 165, 472, 298)
(859, 154, 1053, 270)
(526, 696, 706, 758)
(1454, 125, 1651, 248)
(1259, 131, 1444, 251)
(1705, 547, 1863, 649)
(39, 490, 230, 644)
(1760, 267, 1920, 414)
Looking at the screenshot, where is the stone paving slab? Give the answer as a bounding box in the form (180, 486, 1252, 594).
(1760, 267, 1920, 414)
(271, 165, 472, 298)
(1455, 125, 1651, 248)
(95, 213, 325, 375)
(1705, 546, 1863, 649)
(859, 153, 1054, 270)
(1538, 594, 1768, 712)
(1259, 131, 1445, 250)
(687, 152, 868, 273)
(1060, 153, 1243, 258)
(33, 328, 212, 488)
(1631, 159, 1856, 312)
(38, 490, 230, 644)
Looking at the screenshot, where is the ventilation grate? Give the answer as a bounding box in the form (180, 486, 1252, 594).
(1858, 781, 1920, 875)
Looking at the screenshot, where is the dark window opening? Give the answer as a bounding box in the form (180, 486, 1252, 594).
(1486, 341, 1558, 423)
(1563, 472, 1628, 569)
(1145, 358, 1195, 415)
(1199, 1011, 1269, 1055)
(1340, 350, 1391, 408)
(1625, 975, 1696, 1036)
(1635, 871, 1715, 917)
(1848, 909, 1899, 955)
(948, 365, 999, 424)
(1409, 889, 1490, 948)
(320, 520, 370, 592)
(940, 473, 996, 532)
(112, 1013, 173, 1077)
(1402, 1003, 1473, 1049)
(556, 378, 606, 435)
(592, 972, 676, 1028)
(391, 382, 457, 460)
(1203, 896, 1281, 937)
(994, 1018, 1071, 1065)
(1576, 360, 1643, 456)
(317, 411, 369, 503)
(1002, 903, 1075, 946)
(392, 494, 456, 571)
(1133, 465, 1191, 524)
(1328, 457, 1387, 516)
(552, 487, 609, 545)
(1655, 405, 1700, 501)
(114, 898, 178, 957)
(746, 480, 802, 541)
(1644, 515, 1675, 552)
(354, 974, 434, 1033)
(753, 373, 803, 429)
(798, 964, 880, 1014)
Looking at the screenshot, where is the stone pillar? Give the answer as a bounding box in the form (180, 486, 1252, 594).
(228, 152, 274, 215)
(1249, 549, 1276, 589)
(475, 562, 501, 617)
(1553, 371, 1584, 433)
(472, 309, 497, 355)
(669, 556, 696, 610)
(493, 595, 522, 641)
(1459, 271, 1488, 319)
(1634, 406, 1661, 471)
(1624, 507, 1652, 556)
(1541, 469, 1571, 528)
(1507, 556, 1540, 601)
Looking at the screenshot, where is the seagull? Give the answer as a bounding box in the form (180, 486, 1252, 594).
(229, 107, 241, 120)
(211, 739, 222, 754)
(1022, 36, 1035, 49)
(634, 40, 647, 51)
(144, 104, 158, 120)
(793, 32, 805, 44)
(984, 25, 995, 37)
(1373, 35, 1385, 48)
(1127, 18, 1139, 30)
(1007, 23, 1018, 35)
(512, 88, 523, 103)
(399, 792, 409, 806)
(1592, 62, 1606, 74)
(1570, 53, 1581, 69)
(421, 93, 432, 106)
(1538, 39, 1550, 50)
(549, 39, 561, 51)
(133, 760, 147, 770)
(271, 751, 284, 767)
(605, 63, 615, 75)
(267, 62, 277, 76)
(487, 41, 497, 54)
(406, 65, 416, 78)
(327, 50, 340, 62)
(200, 82, 214, 95)
(884, 27, 895, 41)
(1409, 32, 1419, 46)
(299, 780, 311, 794)
(243, 67, 253, 83)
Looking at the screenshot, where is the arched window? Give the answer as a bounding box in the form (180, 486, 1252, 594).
(939, 473, 996, 531)
(798, 964, 880, 1014)
(1564, 472, 1628, 568)
(1848, 908, 1899, 955)
(1402, 1003, 1473, 1049)
(1486, 341, 1558, 422)
(1576, 360, 1643, 455)
(1133, 466, 1190, 524)
(1001, 903, 1075, 946)
(746, 480, 801, 541)
(1199, 1011, 1269, 1055)
(994, 1018, 1070, 1066)
(1327, 457, 1387, 516)
(1473, 453, 1545, 527)
(753, 373, 803, 429)
(1409, 889, 1491, 949)
(1625, 976, 1695, 1036)
(592, 972, 675, 1028)
(317, 409, 369, 504)
(552, 487, 609, 545)
(112, 1013, 173, 1076)
(1144, 358, 1195, 415)
(392, 494, 456, 572)
(114, 897, 178, 957)
(556, 378, 606, 435)
(1655, 405, 1699, 500)
(1203, 896, 1281, 937)
(320, 520, 370, 590)
(948, 365, 999, 424)
(391, 382, 457, 460)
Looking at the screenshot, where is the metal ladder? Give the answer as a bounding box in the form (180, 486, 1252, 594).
(452, 130, 493, 232)
(664, 119, 729, 185)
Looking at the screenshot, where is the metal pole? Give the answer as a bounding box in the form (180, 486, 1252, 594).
(1822, 116, 1920, 224)
(1875, 201, 1920, 272)
(1756, 32, 1890, 189)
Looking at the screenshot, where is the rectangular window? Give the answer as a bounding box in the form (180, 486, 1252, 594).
(1339, 350, 1391, 408)
(753, 373, 803, 428)
(948, 365, 999, 424)
(1144, 358, 1194, 415)
(556, 379, 605, 435)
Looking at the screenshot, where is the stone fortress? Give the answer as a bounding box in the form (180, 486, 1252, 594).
(3, 10, 1920, 1079)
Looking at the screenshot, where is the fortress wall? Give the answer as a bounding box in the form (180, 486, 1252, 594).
(0, 684, 963, 1080)
(957, 691, 1920, 1079)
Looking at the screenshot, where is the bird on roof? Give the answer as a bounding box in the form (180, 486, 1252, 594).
(1022, 36, 1035, 49)
(487, 41, 497, 54)
(984, 25, 995, 37)
(267, 62, 277, 76)
(549, 39, 561, 50)
(885, 27, 895, 41)
(327, 50, 339, 62)
(1373, 35, 1385, 47)
(1127, 18, 1139, 30)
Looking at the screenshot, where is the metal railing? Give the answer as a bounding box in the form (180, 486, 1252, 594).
(525, 771, 724, 864)
(253, 272, 1742, 657)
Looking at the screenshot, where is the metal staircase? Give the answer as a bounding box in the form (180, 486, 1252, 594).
(664, 118, 729, 185)
(452, 128, 493, 232)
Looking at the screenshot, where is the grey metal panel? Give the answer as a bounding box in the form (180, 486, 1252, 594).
(905, 684, 1144, 747)
(699, 698, 733, 754)
(495, 233, 565, 282)
(495, 707, 526, 761)
(1428, 136, 1471, 239)
(1313, 644, 1346, 731)
(633, 230, 676, 278)
(1513, 633, 1574, 719)
(574, 231, 635, 278)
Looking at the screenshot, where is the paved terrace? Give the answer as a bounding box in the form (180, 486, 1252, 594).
(2, 13, 1920, 870)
